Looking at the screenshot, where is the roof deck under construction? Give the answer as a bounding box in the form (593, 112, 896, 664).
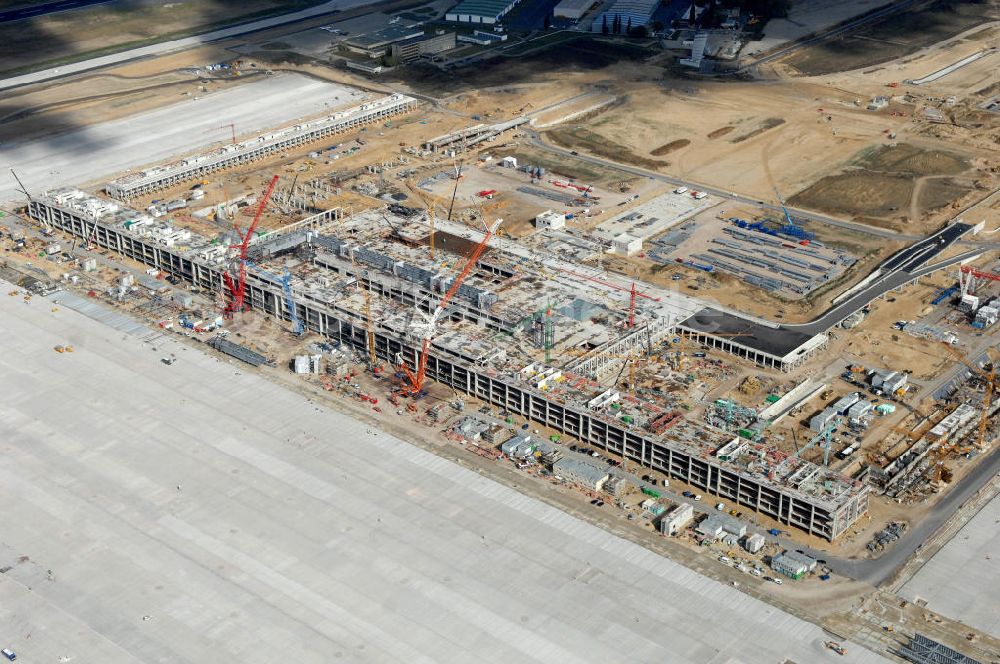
(27, 190, 869, 540)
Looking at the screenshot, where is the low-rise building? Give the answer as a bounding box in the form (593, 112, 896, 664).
(535, 210, 566, 230)
(832, 392, 861, 415)
(612, 233, 642, 256)
(659, 503, 693, 536)
(696, 513, 746, 539)
(389, 31, 457, 63)
(744, 532, 765, 554)
(847, 400, 873, 421)
(604, 474, 629, 497)
(771, 550, 817, 579)
(810, 407, 839, 433)
(500, 433, 535, 458)
(552, 457, 609, 490)
(456, 30, 508, 45)
(871, 370, 907, 393)
(342, 25, 424, 58)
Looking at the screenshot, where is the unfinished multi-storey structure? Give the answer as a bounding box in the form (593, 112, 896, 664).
(104, 94, 418, 201)
(28, 189, 869, 539)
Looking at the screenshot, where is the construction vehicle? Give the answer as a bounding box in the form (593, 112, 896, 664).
(825, 641, 846, 655)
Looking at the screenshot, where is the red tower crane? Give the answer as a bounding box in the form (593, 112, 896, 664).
(560, 268, 660, 328)
(222, 174, 280, 318)
(399, 217, 502, 395)
(959, 264, 1000, 297)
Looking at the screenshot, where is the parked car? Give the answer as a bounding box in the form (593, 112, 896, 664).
(682, 491, 694, 498)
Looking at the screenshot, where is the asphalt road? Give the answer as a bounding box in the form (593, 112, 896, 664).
(0, 0, 375, 91)
(0, 0, 112, 23)
(785, 225, 975, 336)
(738, 0, 919, 70)
(811, 443, 1000, 587)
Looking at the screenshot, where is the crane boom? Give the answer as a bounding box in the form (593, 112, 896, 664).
(401, 218, 501, 394)
(223, 174, 280, 318)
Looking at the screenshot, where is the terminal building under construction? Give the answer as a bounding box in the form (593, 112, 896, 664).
(28, 187, 870, 540)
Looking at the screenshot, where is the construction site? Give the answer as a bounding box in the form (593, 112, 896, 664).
(4, 0, 1000, 662)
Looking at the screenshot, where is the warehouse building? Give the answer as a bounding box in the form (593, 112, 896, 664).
(554, 0, 594, 21)
(445, 0, 519, 24)
(590, 0, 658, 32)
(341, 25, 424, 58)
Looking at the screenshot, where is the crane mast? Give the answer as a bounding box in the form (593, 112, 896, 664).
(399, 217, 502, 395)
(222, 174, 279, 318)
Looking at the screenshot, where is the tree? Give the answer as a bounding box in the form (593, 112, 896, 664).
(543, 13, 551, 29)
(626, 16, 632, 33)
(630, 24, 648, 38)
(602, 14, 609, 34)
(651, 20, 663, 32)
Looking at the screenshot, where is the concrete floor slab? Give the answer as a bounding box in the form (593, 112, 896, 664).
(900, 491, 1000, 639)
(2, 72, 365, 202)
(0, 281, 890, 663)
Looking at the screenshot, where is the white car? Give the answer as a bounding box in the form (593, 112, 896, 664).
(718, 555, 730, 563)
(770, 577, 783, 585)
(694, 494, 702, 501)
(750, 569, 762, 577)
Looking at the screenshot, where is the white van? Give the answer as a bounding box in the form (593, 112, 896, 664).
(673, 186, 688, 195)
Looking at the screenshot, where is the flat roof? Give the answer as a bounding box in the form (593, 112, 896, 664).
(448, 0, 513, 18)
(343, 25, 424, 48)
(554, 0, 593, 9)
(679, 307, 817, 359)
(0, 282, 892, 662)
